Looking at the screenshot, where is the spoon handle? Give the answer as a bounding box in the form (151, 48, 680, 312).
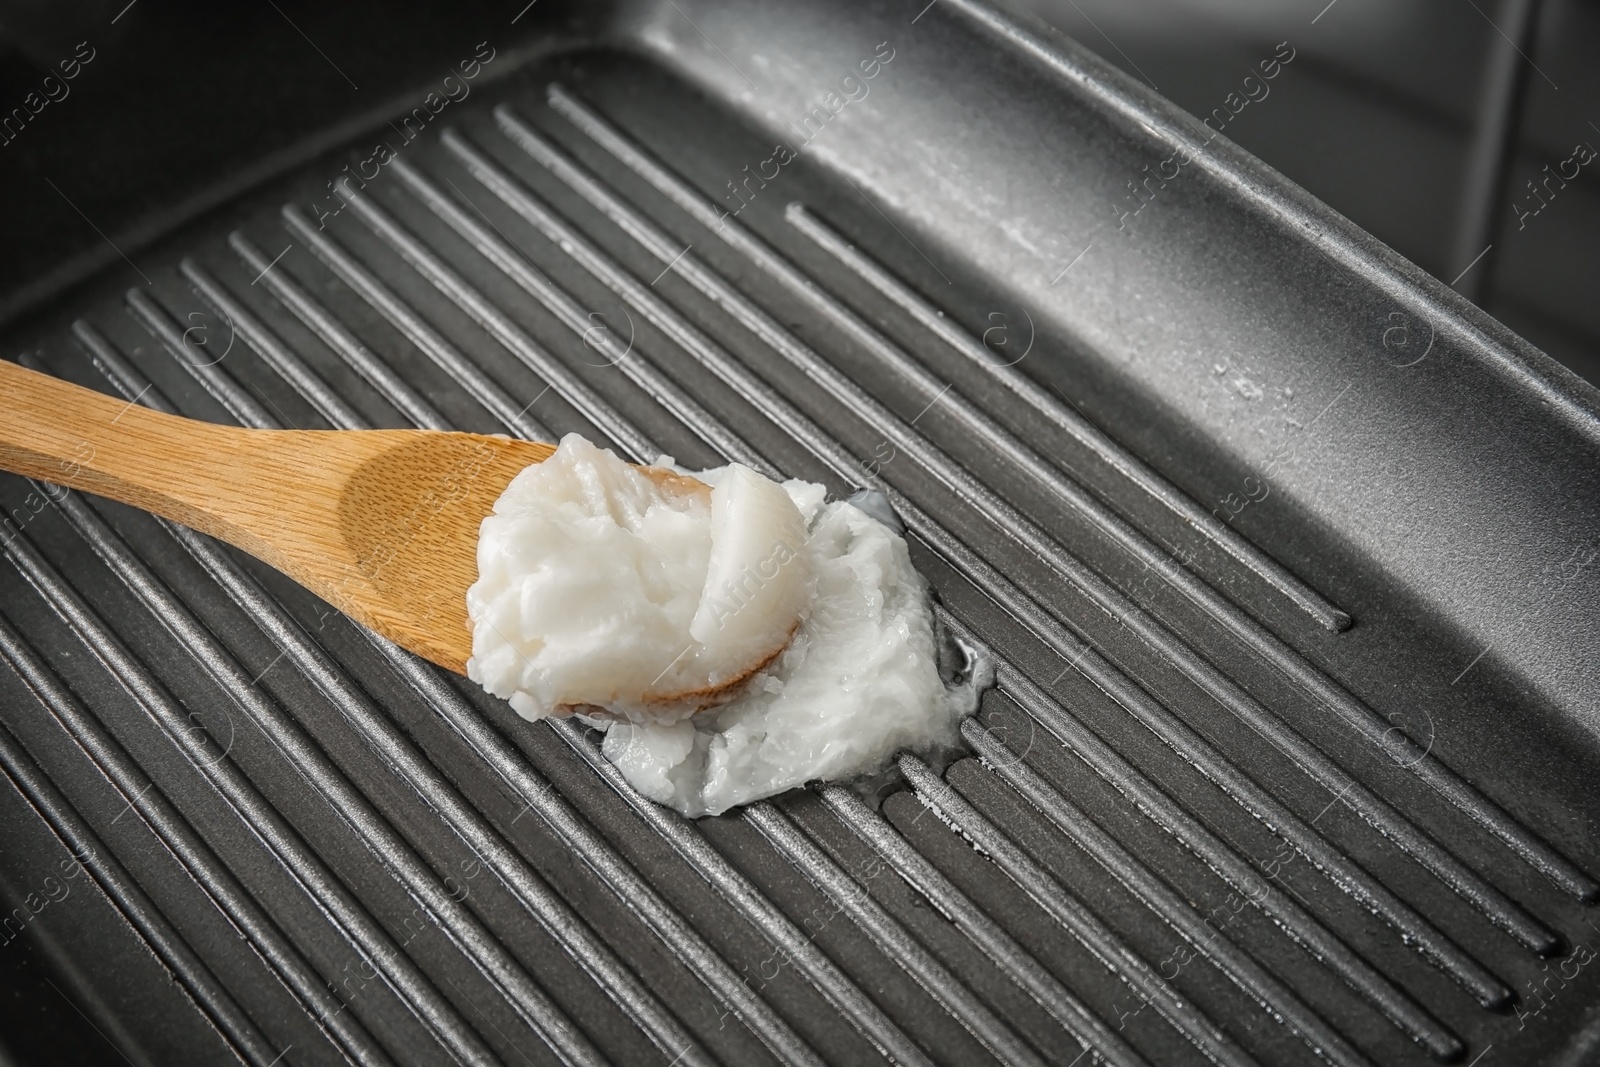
(0, 359, 338, 559)
(1, 357, 239, 509)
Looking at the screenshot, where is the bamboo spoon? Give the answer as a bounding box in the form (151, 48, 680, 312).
(0, 360, 708, 676)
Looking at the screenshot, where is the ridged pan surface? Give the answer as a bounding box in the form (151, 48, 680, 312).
(1, 3, 1597, 1064)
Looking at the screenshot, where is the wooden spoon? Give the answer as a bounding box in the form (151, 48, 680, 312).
(0, 360, 707, 676)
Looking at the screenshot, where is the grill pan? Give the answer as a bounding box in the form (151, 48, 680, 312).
(2, 1, 1598, 1064)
